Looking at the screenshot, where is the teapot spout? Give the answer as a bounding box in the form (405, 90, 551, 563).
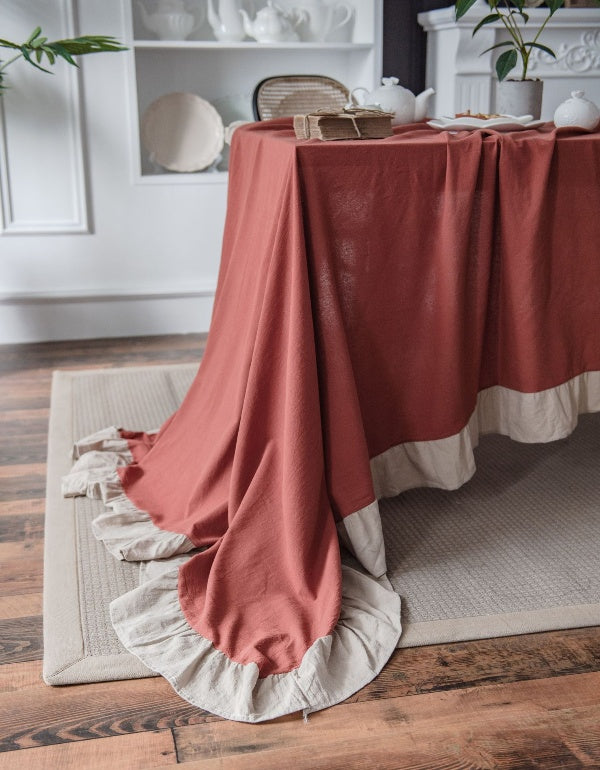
(238, 8, 253, 38)
(207, 0, 220, 32)
(414, 87, 435, 121)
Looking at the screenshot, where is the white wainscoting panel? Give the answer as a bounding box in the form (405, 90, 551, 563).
(0, 0, 89, 235)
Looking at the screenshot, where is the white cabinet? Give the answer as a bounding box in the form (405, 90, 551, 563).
(0, 0, 382, 345)
(127, 0, 383, 183)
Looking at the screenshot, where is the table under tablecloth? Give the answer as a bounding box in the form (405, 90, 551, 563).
(63, 120, 600, 722)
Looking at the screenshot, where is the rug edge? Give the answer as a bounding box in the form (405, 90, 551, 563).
(397, 602, 600, 648)
(43, 371, 154, 684)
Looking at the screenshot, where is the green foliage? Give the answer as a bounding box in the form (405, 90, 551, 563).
(455, 0, 575, 80)
(0, 26, 126, 92)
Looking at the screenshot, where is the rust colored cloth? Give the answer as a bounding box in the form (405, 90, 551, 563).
(118, 121, 600, 680)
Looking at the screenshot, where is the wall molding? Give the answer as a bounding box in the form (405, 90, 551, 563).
(0, 282, 218, 305)
(0, 0, 90, 235)
(0, 283, 218, 344)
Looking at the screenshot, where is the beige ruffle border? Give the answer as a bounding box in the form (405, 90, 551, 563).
(62, 371, 600, 721)
(61, 428, 402, 722)
(339, 372, 600, 573)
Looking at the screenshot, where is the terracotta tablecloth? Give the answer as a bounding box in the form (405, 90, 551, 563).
(64, 120, 600, 722)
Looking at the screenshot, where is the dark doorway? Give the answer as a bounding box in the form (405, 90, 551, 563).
(383, 1, 451, 94)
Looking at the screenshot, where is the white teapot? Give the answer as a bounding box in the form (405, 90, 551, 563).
(554, 90, 600, 132)
(137, 0, 203, 40)
(352, 77, 435, 126)
(239, 1, 305, 43)
(294, 0, 354, 43)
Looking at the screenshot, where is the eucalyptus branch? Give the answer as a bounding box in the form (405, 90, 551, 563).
(0, 27, 126, 92)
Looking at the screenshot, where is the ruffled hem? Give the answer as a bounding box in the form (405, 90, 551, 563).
(110, 562, 401, 723)
(342, 373, 600, 573)
(61, 371, 600, 721)
(62, 428, 196, 562)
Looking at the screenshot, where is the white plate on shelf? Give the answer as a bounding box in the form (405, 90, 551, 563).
(141, 92, 225, 172)
(428, 115, 545, 132)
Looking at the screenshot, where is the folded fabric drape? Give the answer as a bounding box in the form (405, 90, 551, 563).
(63, 120, 600, 722)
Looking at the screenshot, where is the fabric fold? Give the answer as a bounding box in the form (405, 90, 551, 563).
(110, 562, 401, 723)
(62, 429, 196, 562)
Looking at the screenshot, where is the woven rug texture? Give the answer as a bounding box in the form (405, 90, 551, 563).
(43, 364, 600, 683)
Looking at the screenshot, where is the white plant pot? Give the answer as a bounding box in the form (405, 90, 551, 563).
(496, 79, 544, 120)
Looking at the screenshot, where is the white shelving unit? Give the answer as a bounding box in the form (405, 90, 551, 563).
(126, 0, 383, 184)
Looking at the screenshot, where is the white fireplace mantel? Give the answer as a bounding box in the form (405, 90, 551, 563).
(418, 1, 600, 119)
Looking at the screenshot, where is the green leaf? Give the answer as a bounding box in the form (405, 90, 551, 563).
(480, 41, 515, 55)
(472, 13, 501, 35)
(546, 0, 564, 14)
(525, 41, 557, 58)
(53, 35, 127, 55)
(455, 0, 480, 20)
(35, 49, 42, 63)
(26, 27, 42, 45)
(496, 49, 518, 80)
(514, 11, 529, 23)
(19, 45, 53, 74)
(0, 38, 21, 50)
(48, 42, 77, 66)
(513, 0, 525, 10)
(43, 48, 56, 65)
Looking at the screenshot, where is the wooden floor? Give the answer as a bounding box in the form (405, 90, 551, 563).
(1, 334, 599, 770)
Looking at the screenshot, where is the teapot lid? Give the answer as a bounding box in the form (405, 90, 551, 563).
(381, 77, 400, 88)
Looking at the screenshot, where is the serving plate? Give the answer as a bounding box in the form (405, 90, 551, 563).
(428, 115, 545, 132)
(141, 92, 225, 172)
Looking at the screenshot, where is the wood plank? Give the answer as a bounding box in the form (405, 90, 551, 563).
(0, 438, 48, 466)
(171, 671, 600, 770)
(0, 409, 49, 424)
(0, 660, 44, 693)
(0, 593, 42, 620)
(0, 541, 44, 564)
(0, 729, 177, 770)
(0, 616, 42, 665)
(351, 626, 600, 702)
(0, 465, 46, 479)
(0, 500, 45, 517)
(0, 475, 46, 502)
(0, 556, 43, 596)
(0, 420, 49, 441)
(0, 334, 206, 374)
(0, 673, 216, 752)
(0, 514, 44, 544)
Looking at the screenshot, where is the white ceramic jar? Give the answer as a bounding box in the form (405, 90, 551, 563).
(553, 90, 600, 132)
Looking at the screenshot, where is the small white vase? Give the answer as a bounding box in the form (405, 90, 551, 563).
(496, 79, 543, 120)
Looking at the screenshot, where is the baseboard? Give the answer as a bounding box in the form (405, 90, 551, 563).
(0, 285, 216, 344)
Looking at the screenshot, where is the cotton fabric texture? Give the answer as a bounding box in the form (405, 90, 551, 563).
(63, 120, 600, 722)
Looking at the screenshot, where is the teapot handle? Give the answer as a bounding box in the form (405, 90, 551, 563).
(291, 7, 308, 29)
(331, 2, 353, 32)
(351, 87, 369, 106)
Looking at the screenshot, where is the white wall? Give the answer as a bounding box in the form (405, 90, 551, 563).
(0, 0, 225, 344)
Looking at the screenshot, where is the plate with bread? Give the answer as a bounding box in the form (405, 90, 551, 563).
(428, 111, 544, 132)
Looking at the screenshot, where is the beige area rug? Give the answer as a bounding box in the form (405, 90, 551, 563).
(43, 364, 600, 684)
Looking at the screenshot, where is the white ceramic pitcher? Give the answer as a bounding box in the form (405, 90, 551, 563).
(207, 0, 245, 41)
(294, 0, 354, 42)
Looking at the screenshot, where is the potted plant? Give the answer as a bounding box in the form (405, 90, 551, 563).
(0, 26, 126, 92)
(455, 0, 566, 118)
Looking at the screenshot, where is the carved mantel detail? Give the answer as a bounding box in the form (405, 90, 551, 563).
(529, 30, 600, 73)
